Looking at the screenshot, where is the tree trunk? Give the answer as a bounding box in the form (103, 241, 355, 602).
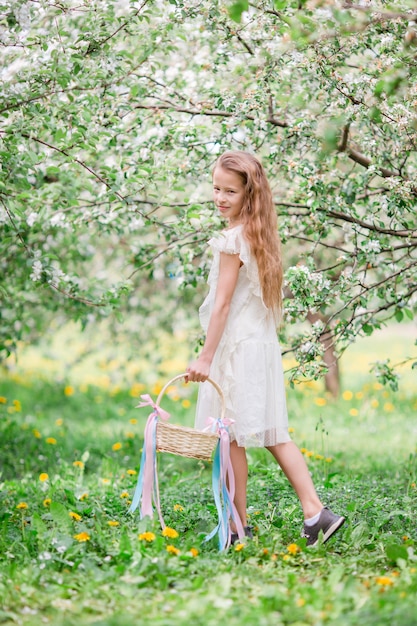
(307, 312, 340, 398)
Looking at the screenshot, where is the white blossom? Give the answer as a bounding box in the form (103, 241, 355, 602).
(30, 259, 43, 281)
(27, 212, 38, 227)
(364, 239, 381, 253)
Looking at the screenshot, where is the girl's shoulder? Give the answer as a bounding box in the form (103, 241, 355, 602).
(209, 224, 245, 254)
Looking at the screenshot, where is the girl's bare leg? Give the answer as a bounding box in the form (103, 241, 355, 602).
(266, 441, 323, 519)
(229, 440, 248, 528)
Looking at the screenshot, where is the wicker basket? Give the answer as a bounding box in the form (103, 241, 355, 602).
(155, 373, 223, 461)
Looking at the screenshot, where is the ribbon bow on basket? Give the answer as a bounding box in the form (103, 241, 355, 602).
(128, 373, 245, 550)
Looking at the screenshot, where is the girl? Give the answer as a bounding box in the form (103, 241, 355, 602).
(186, 151, 344, 546)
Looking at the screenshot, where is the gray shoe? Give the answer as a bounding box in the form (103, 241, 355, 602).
(302, 507, 345, 546)
(231, 525, 253, 545)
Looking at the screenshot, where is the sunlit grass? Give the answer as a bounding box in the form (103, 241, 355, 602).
(0, 325, 416, 626)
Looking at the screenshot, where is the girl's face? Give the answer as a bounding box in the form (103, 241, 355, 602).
(213, 166, 245, 226)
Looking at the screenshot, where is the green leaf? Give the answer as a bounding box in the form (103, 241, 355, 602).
(362, 324, 373, 336)
(228, 0, 248, 23)
(118, 529, 133, 561)
(386, 543, 409, 564)
(395, 309, 404, 322)
(32, 512, 47, 535)
(50, 502, 71, 528)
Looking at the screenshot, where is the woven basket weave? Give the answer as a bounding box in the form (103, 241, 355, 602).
(155, 374, 223, 461)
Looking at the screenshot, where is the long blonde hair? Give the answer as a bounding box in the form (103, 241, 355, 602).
(214, 151, 283, 313)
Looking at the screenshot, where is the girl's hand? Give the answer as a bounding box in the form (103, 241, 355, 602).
(186, 357, 211, 383)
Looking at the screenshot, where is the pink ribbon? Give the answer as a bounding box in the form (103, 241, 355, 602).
(136, 395, 170, 528)
(204, 415, 235, 432)
(137, 394, 170, 421)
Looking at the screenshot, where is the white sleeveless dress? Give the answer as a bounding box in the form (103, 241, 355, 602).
(195, 225, 291, 448)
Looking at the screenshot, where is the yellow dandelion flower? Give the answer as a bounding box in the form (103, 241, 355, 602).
(125, 432, 135, 439)
(371, 399, 379, 408)
(314, 397, 326, 407)
(127, 469, 137, 475)
(162, 527, 179, 539)
(79, 492, 89, 501)
(108, 520, 120, 527)
(342, 390, 353, 401)
(102, 478, 111, 485)
(288, 427, 295, 433)
(296, 598, 306, 607)
(315, 454, 324, 460)
(166, 545, 180, 555)
(33, 429, 41, 439)
(355, 391, 364, 399)
(411, 483, 416, 489)
(69, 511, 82, 521)
(384, 402, 394, 412)
(138, 531, 156, 542)
(349, 408, 359, 417)
(306, 450, 314, 458)
(300, 447, 308, 454)
(0, 396, 7, 403)
(376, 576, 394, 586)
(120, 491, 129, 498)
(403, 535, 409, 541)
(64, 386, 74, 397)
(73, 461, 84, 469)
(45, 437, 57, 445)
(73, 532, 90, 542)
(373, 382, 383, 391)
(55, 418, 64, 426)
(271, 553, 278, 561)
(232, 542, 244, 552)
(282, 554, 291, 561)
(129, 383, 146, 398)
(173, 504, 184, 512)
(325, 457, 333, 463)
(112, 442, 122, 451)
(181, 399, 191, 409)
(151, 382, 163, 395)
(16, 502, 28, 509)
(13, 399, 22, 411)
(43, 498, 51, 507)
(263, 548, 269, 555)
(287, 543, 300, 555)
(189, 548, 199, 557)
(39, 472, 49, 482)
(129, 418, 138, 425)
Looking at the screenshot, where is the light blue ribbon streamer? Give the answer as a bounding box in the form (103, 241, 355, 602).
(205, 440, 229, 550)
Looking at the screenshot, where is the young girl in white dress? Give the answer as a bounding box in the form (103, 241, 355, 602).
(186, 151, 344, 546)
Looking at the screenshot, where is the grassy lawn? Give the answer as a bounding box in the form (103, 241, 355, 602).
(0, 326, 416, 626)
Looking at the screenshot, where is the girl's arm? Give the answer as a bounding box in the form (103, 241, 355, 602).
(186, 252, 241, 382)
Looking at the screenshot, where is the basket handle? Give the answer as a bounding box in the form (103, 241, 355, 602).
(155, 373, 226, 421)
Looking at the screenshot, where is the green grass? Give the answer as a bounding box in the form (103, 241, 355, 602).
(1, 369, 417, 626)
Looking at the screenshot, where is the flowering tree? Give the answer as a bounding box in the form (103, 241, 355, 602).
(1, 0, 416, 389)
